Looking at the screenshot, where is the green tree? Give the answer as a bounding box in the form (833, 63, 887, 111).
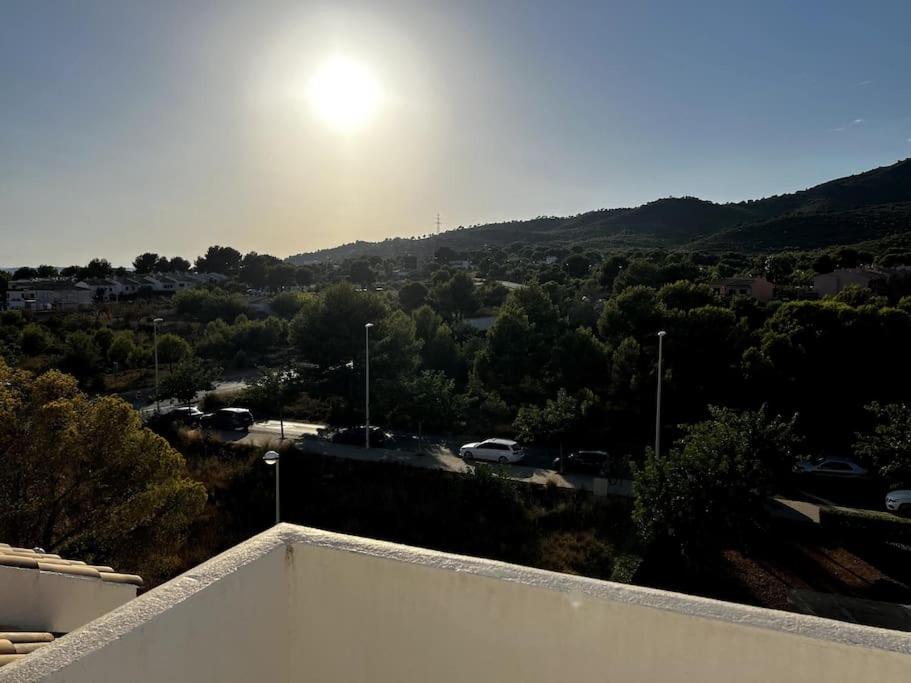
(513, 388, 598, 447)
(158, 356, 220, 408)
(156, 333, 191, 370)
(289, 283, 387, 368)
(107, 331, 136, 369)
(398, 281, 428, 312)
(20, 323, 52, 356)
(854, 402, 911, 483)
(633, 406, 799, 555)
(133, 252, 159, 274)
(0, 361, 206, 581)
(270, 291, 310, 319)
(196, 245, 242, 274)
(60, 330, 102, 380)
(432, 271, 478, 319)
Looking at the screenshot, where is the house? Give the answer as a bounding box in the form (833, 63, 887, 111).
(0, 542, 142, 670)
(3, 524, 910, 682)
(709, 276, 775, 302)
(5, 280, 93, 311)
(813, 269, 888, 297)
(76, 278, 119, 301)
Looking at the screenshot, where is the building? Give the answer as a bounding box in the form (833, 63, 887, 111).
(5, 280, 93, 311)
(709, 276, 775, 302)
(0, 543, 142, 670)
(813, 268, 888, 297)
(2, 524, 910, 682)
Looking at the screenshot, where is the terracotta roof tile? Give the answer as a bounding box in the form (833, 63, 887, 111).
(0, 633, 55, 668)
(0, 545, 143, 587)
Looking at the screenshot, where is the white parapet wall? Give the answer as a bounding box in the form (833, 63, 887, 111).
(0, 566, 138, 634)
(3, 524, 911, 682)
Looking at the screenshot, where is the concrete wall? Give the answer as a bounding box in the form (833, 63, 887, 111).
(5, 525, 911, 683)
(0, 540, 291, 682)
(0, 566, 136, 633)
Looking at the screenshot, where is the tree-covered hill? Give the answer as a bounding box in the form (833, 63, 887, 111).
(288, 158, 911, 263)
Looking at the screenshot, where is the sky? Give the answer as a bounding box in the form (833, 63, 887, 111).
(1, 0, 910, 267)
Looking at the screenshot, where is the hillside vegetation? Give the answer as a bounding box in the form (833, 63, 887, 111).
(289, 158, 911, 263)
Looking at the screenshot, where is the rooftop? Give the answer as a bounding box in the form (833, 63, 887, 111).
(1, 524, 909, 682)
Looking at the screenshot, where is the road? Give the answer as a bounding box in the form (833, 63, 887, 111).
(133, 379, 250, 416)
(214, 418, 632, 497)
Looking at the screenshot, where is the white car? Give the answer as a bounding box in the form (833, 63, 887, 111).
(794, 456, 868, 477)
(459, 438, 524, 464)
(885, 490, 911, 515)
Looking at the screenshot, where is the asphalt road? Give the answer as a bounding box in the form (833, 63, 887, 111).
(202, 418, 632, 497)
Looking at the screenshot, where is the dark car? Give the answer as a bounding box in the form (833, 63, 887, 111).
(201, 408, 255, 432)
(330, 425, 392, 448)
(553, 450, 610, 476)
(163, 406, 204, 427)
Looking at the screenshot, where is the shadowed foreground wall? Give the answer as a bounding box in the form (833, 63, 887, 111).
(4, 525, 911, 682)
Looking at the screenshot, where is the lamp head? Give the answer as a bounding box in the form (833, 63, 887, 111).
(263, 450, 280, 466)
(657, 330, 667, 337)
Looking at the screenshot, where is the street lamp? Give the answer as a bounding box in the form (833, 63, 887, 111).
(263, 450, 280, 525)
(364, 323, 374, 449)
(655, 330, 667, 457)
(152, 318, 164, 414)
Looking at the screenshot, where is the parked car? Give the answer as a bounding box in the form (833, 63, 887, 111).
(200, 407, 255, 432)
(459, 438, 524, 464)
(885, 490, 911, 515)
(794, 456, 868, 477)
(330, 425, 392, 448)
(163, 406, 204, 426)
(552, 450, 610, 475)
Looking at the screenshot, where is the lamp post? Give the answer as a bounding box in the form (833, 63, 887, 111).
(364, 322, 373, 449)
(655, 330, 667, 457)
(153, 318, 164, 414)
(263, 450, 280, 524)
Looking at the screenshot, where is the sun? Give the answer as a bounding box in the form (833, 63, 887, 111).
(308, 57, 381, 133)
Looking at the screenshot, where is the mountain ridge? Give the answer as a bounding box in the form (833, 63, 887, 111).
(289, 158, 911, 263)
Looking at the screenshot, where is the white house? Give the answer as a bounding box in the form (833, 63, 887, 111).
(813, 269, 888, 297)
(5, 280, 93, 311)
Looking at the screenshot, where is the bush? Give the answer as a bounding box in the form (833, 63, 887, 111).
(270, 291, 310, 319)
(818, 505, 911, 542)
(173, 288, 248, 322)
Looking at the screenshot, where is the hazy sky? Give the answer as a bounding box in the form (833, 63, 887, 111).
(2, 0, 910, 266)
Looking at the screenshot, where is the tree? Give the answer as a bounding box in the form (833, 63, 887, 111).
(20, 323, 53, 356)
(266, 263, 297, 292)
(169, 256, 191, 272)
(60, 330, 102, 380)
(564, 253, 591, 278)
(270, 291, 309, 319)
(398, 281, 428, 312)
(80, 258, 114, 279)
(633, 406, 799, 555)
(244, 366, 303, 440)
(35, 265, 59, 278)
(598, 285, 663, 343)
(854, 402, 911, 483)
(0, 360, 206, 580)
(133, 252, 159, 274)
(513, 388, 597, 447)
(195, 245, 242, 274)
(158, 356, 220, 408)
(432, 271, 478, 319)
(12, 266, 38, 280)
(813, 253, 835, 274)
(156, 333, 191, 370)
(349, 259, 375, 288)
(107, 331, 136, 370)
(289, 283, 388, 368)
(657, 281, 718, 311)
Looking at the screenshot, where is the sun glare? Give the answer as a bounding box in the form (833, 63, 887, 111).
(308, 57, 380, 133)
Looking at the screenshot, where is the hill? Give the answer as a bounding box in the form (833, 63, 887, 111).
(288, 158, 911, 263)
